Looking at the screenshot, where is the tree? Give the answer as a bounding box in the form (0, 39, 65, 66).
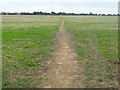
(51, 11, 56, 15)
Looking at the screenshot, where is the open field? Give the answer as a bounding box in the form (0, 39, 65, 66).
(0, 15, 2, 89)
(63, 16, 118, 87)
(2, 15, 118, 88)
(2, 15, 60, 88)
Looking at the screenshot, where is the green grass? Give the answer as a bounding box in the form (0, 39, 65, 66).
(2, 15, 60, 88)
(0, 15, 2, 89)
(63, 16, 118, 88)
(2, 15, 118, 88)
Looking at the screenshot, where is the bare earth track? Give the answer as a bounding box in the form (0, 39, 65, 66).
(41, 20, 83, 88)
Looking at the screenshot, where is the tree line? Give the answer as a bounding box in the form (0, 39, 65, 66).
(0, 11, 119, 16)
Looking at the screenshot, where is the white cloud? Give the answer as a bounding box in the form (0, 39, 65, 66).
(0, 0, 118, 14)
(0, 5, 117, 14)
(0, 0, 119, 3)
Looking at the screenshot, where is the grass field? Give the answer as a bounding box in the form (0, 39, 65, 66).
(2, 15, 118, 88)
(2, 15, 60, 88)
(63, 16, 118, 87)
(0, 15, 2, 89)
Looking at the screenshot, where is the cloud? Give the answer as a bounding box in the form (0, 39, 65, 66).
(0, 0, 119, 3)
(0, 5, 117, 14)
(0, 0, 118, 14)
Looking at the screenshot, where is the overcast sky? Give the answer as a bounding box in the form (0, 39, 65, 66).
(0, 0, 119, 14)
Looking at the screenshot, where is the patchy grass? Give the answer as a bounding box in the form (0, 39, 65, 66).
(0, 15, 2, 89)
(2, 15, 60, 88)
(64, 16, 118, 88)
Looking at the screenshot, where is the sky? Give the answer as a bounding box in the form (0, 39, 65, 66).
(0, 0, 119, 14)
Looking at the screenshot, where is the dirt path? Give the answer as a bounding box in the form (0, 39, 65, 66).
(41, 20, 83, 88)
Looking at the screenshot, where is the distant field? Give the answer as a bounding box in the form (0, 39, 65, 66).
(2, 15, 118, 88)
(2, 15, 60, 88)
(63, 16, 118, 87)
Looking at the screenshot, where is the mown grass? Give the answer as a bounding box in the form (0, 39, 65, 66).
(64, 16, 118, 88)
(2, 15, 60, 88)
